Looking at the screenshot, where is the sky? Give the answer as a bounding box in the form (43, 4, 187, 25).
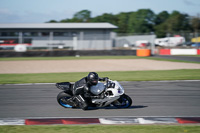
(0, 0, 200, 23)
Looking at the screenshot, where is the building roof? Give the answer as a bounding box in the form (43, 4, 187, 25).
(0, 23, 118, 29)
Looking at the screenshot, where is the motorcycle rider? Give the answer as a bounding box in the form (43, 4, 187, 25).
(72, 72, 108, 110)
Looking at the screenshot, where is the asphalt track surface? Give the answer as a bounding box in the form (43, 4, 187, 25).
(0, 81, 200, 119)
(152, 55, 200, 62)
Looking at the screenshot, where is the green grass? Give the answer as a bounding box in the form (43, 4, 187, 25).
(0, 55, 199, 64)
(0, 125, 200, 133)
(0, 56, 140, 61)
(0, 69, 200, 84)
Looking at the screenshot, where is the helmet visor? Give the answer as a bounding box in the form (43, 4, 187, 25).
(91, 79, 98, 85)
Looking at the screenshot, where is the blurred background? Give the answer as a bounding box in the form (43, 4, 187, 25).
(0, 0, 200, 54)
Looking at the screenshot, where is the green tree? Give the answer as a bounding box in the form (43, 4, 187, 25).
(154, 11, 169, 37)
(154, 11, 169, 25)
(47, 20, 57, 23)
(154, 23, 168, 37)
(73, 10, 91, 22)
(167, 11, 190, 33)
(115, 12, 130, 33)
(127, 9, 156, 33)
(191, 14, 200, 32)
(46, 9, 193, 37)
(155, 11, 190, 37)
(91, 13, 118, 24)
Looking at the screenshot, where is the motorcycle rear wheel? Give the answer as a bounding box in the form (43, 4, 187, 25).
(112, 94, 132, 108)
(57, 91, 74, 108)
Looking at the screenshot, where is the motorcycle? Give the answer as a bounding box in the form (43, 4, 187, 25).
(56, 79, 132, 110)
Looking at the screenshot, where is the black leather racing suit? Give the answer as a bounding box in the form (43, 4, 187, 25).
(73, 77, 89, 96)
(72, 77, 107, 109)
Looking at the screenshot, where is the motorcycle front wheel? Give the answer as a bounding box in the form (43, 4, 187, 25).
(112, 94, 132, 108)
(57, 91, 73, 108)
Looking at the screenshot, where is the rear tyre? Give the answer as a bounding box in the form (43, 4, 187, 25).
(57, 91, 73, 108)
(112, 94, 132, 108)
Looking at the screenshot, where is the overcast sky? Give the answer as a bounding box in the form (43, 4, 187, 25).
(0, 0, 200, 23)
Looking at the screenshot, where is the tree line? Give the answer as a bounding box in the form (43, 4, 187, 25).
(47, 9, 200, 38)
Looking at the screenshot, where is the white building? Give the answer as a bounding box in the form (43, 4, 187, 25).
(0, 23, 117, 50)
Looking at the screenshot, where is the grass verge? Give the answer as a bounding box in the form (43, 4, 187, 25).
(0, 56, 140, 61)
(0, 55, 199, 64)
(0, 69, 200, 84)
(0, 125, 200, 133)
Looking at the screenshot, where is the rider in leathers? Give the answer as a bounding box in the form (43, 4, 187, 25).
(72, 72, 108, 110)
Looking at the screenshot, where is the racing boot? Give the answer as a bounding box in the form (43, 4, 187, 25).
(73, 95, 88, 110)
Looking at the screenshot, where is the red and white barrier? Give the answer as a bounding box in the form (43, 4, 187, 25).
(160, 49, 200, 55)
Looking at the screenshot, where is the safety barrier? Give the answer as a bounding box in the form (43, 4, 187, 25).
(159, 49, 200, 55)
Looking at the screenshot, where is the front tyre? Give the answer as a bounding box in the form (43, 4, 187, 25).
(112, 94, 132, 108)
(57, 91, 73, 108)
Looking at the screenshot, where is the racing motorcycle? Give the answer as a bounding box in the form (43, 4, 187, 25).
(56, 79, 132, 110)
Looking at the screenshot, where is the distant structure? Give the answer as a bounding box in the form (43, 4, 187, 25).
(0, 23, 117, 50)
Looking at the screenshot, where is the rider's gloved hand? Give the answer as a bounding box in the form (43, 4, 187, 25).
(102, 77, 109, 81)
